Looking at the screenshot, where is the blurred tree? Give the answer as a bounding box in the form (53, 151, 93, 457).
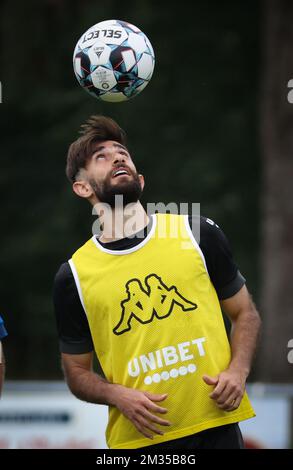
(258, 0, 293, 383)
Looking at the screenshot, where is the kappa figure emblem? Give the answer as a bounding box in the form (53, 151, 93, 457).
(113, 274, 197, 335)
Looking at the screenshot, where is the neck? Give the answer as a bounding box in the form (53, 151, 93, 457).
(98, 201, 149, 243)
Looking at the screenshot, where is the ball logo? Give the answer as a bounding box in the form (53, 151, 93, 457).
(113, 273, 197, 335)
(102, 83, 110, 89)
(94, 47, 105, 59)
(95, 69, 108, 80)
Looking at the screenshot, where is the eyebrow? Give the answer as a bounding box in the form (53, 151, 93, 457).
(93, 143, 128, 154)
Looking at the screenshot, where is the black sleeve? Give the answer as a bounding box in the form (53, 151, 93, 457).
(53, 262, 94, 354)
(188, 215, 246, 300)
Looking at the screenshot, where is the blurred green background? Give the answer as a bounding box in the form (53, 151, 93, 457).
(0, 0, 291, 382)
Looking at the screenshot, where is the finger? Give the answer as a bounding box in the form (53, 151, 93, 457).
(225, 396, 242, 412)
(232, 396, 242, 409)
(214, 386, 235, 404)
(135, 421, 154, 440)
(218, 393, 242, 411)
(202, 375, 218, 386)
(146, 401, 168, 414)
(137, 416, 165, 436)
(143, 392, 168, 402)
(217, 397, 236, 410)
(142, 409, 171, 426)
(209, 380, 227, 400)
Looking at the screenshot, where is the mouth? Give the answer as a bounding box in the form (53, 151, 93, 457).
(112, 167, 130, 178)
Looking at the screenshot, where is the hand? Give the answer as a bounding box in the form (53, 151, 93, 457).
(111, 385, 171, 439)
(202, 368, 246, 411)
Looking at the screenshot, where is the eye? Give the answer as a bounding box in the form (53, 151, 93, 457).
(95, 154, 105, 160)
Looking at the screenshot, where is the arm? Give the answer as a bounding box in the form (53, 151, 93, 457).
(203, 285, 261, 411)
(0, 316, 7, 396)
(221, 284, 261, 377)
(62, 352, 171, 439)
(0, 342, 5, 397)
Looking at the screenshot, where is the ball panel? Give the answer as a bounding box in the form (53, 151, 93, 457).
(101, 91, 129, 103)
(88, 42, 111, 67)
(121, 49, 136, 72)
(110, 46, 135, 73)
(127, 32, 147, 54)
(73, 50, 92, 78)
(115, 72, 137, 94)
(116, 20, 141, 33)
(145, 36, 155, 57)
(131, 80, 149, 96)
(74, 57, 83, 78)
(94, 20, 118, 28)
(91, 66, 117, 91)
(137, 53, 154, 80)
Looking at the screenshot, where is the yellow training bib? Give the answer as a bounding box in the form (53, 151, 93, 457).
(70, 213, 254, 449)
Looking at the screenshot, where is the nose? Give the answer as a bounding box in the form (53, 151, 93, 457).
(113, 153, 125, 165)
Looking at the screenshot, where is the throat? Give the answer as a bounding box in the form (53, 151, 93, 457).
(98, 208, 150, 244)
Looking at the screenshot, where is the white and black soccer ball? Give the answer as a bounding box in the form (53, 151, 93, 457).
(73, 20, 155, 102)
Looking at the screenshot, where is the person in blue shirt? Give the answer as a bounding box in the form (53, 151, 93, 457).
(0, 315, 8, 396)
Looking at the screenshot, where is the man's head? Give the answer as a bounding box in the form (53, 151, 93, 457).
(66, 115, 144, 207)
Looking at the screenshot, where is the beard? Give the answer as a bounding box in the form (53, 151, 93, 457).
(90, 169, 143, 208)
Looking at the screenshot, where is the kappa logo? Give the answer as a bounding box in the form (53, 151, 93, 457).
(113, 274, 197, 336)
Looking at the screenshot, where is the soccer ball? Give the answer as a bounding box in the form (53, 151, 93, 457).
(73, 20, 155, 102)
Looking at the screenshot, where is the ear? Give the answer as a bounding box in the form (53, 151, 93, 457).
(72, 180, 94, 199)
(138, 174, 145, 190)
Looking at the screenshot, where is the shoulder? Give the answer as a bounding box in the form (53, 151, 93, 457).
(188, 215, 226, 247)
(53, 261, 94, 354)
(53, 261, 80, 307)
(188, 215, 245, 299)
(54, 262, 75, 290)
(188, 214, 234, 264)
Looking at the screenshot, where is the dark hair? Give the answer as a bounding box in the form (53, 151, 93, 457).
(66, 115, 127, 182)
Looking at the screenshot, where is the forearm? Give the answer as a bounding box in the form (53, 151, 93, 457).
(0, 345, 4, 397)
(206, 288, 262, 411)
(0, 366, 3, 396)
(64, 366, 121, 406)
(63, 362, 170, 439)
(228, 303, 261, 377)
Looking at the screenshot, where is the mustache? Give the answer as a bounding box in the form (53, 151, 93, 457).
(109, 165, 136, 180)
